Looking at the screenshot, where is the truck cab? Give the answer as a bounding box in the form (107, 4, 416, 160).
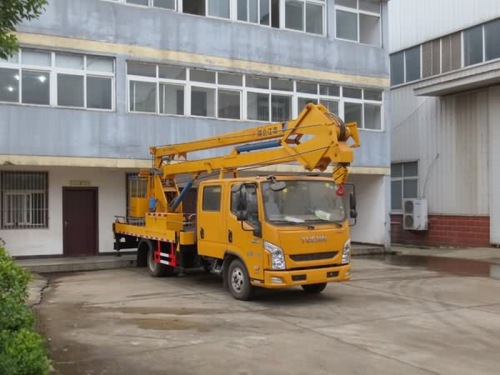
(196, 176, 353, 300)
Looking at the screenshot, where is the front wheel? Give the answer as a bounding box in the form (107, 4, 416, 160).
(227, 259, 254, 301)
(301, 283, 327, 294)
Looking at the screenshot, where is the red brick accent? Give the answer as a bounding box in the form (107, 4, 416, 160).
(391, 214, 490, 247)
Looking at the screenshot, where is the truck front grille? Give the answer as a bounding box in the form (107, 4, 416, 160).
(289, 251, 338, 262)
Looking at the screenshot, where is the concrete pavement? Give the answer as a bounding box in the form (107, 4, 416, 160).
(14, 244, 500, 280)
(34, 259, 500, 375)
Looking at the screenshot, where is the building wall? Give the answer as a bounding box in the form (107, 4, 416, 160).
(389, 0, 500, 52)
(389, 1, 500, 247)
(0, 166, 129, 256)
(1, 0, 391, 255)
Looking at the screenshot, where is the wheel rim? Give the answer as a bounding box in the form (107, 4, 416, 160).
(230, 267, 245, 293)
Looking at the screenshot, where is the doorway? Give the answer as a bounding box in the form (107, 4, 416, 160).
(62, 187, 98, 256)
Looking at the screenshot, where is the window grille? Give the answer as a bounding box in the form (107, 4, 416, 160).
(1, 171, 48, 229)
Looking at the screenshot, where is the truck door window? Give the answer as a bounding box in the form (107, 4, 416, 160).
(202, 185, 221, 211)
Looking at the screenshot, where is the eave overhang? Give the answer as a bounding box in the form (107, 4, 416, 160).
(414, 59, 500, 97)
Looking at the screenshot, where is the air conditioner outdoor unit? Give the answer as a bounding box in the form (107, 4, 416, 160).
(403, 198, 428, 231)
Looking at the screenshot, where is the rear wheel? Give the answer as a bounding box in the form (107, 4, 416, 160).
(147, 244, 175, 277)
(301, 283, 327, 294)
(227, 259, 254, 301)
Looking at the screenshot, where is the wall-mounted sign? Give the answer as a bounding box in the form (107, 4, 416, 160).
(69, 180, 91, 186)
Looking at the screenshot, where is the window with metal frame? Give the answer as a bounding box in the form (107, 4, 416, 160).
(0, 49, 114, 110)
(391, 162, 418, 211)
(126, 62, 383, 130)
(1, 171, 49, 229)
(335, 0, 381, 46)
(109, 0, 325, 35)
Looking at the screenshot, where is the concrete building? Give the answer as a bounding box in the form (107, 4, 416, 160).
(389, 0, 500, 247)
(0, 0, 390, 257)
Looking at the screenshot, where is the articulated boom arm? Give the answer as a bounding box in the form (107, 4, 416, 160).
(151, 103, 360, 185)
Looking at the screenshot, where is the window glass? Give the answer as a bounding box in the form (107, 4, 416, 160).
(306, 3, 323, 35)
(297, 81, 317, 94)
(403, 162, 418, 177)
(22, 50, 51, 66)
(219, 72, 243, 86)
(58, 74, 84, 107)
(464, 25, 484, 66)
(128, 63, 156, 77)
(153, 0, 175, 9)
(208, 0, 230, 18)
(271, 78, 293, 91)
(127, 0, 148, 5)
(247, 92, 269, 121)
(344, 102, 362, 128)
(405, 46, 421, 82)
(160, 83, 184, 115)
(285, 0, 304, 31)
(55, 53, 84, 69)
(190, 69, 216, 83)
(298, 97, 317, 110)
(237, 0, 248, 20)
(191, 87, 215, 117)
(391, 164, 402, 177)
(271, 95, 291, 122)
(336, 10, 357, 41)
(320, 99, 338, 114)
(391, 180, 402, 210)
(260, 0, 270, 25)
(485, 19, 500, 61)
(343, 87, 362, 98)
(0, 68, 19, 102)
(320, 84, 340, 96)
(403, 179, 418, 198)
(22, 71, 50, 105)
(87, 76, 112, 110)
(4, 51, 19, 64)
(202, 186, 221, 211)
(364, 104, 381, 130)
(359, 0, 380, 13)
(183, 0, 205, 15)
(87, 57, 114, 73)
(359, 13, 380, 45)
(336, 0, 357, 8)
(249, 0, 259, 22)
(159, 65, 186, 80)
(390, 51, 404, 85)
(364, 89, 382, 101)
(246, 75, 269, 89)
(129, 81, 156, 112)
(218, 90, 241, 119)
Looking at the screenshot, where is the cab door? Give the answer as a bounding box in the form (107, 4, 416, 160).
(196, 183, 226, 259)
(226, 183, 265, 281)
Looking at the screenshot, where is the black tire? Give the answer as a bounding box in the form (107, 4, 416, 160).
(147, 244, 175, 277)
(301, 283, 327, 294)
(227, 259, 254, 301)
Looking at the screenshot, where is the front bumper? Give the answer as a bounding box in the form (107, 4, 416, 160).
(256, 263, 351, 289)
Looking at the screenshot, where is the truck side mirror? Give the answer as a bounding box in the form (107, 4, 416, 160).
(234, 185, 248, 221)
(349, 191, 357, 223)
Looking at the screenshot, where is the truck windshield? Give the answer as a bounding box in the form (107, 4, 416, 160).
(262, 180, 346, 225)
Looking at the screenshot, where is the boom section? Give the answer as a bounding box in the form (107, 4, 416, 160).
(150, 104, 360, 181)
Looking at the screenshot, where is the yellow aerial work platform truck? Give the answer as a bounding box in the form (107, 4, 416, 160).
(113, 103, 360, 300)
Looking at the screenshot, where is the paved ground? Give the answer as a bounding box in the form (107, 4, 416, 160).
(35, 258, 500, 375)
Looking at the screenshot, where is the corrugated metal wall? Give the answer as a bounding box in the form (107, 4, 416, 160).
(391, 86, 490, 215)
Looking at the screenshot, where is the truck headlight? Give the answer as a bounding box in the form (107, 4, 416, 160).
(264, 241, 286, 270)
(341, 239, 351, 265)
